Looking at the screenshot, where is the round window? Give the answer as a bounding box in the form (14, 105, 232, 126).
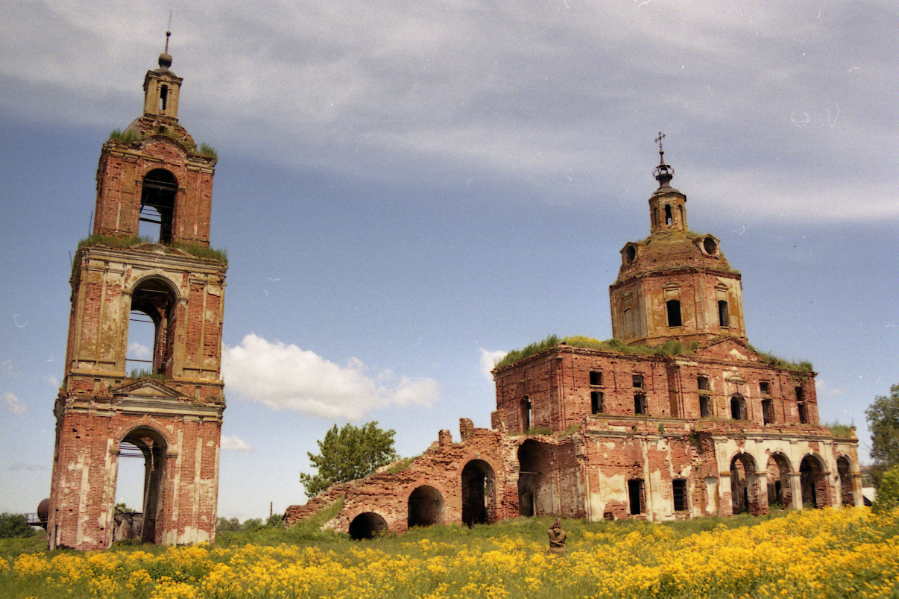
(625, 244, 637, 263)
(703, 236, 718, 255)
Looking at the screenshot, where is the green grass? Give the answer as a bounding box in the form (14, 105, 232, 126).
(824, 422, 856, 439)
(196, 142, 218, 160)
(108, 128, 143, 144)
(747, 344, 814, 372)
(494, 335, 696, 370)
(383, 457, 417, 474)
(75, 235, 227, 265)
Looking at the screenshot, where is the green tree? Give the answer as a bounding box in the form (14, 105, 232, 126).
(866, 384, 899, 486)
(299, 422, 398, 497)
(0, 513, 35, 538)
(872, 464, 899, 514)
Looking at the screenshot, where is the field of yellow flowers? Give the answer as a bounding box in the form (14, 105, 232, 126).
(1, 507, 897, 599)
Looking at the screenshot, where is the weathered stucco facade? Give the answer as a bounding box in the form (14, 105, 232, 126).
(285, 146, 861, 538)
(47, 50, 227, 550)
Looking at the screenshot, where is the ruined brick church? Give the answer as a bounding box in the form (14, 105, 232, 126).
(285, 143, 863, 538)
(44, 45, 862, 550)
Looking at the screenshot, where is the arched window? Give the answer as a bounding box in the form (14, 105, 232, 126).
(140, 169, 177, 243)
(127, 278, 177, 377)
(159, 85, 169, 112)
(718, 300, 730, 327)
(664, 204, 673, 225)
(666, 300, 682, 327)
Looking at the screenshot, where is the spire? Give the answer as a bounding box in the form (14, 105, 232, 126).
(158, 14, 173, 69)
(653, 131, 674, 187)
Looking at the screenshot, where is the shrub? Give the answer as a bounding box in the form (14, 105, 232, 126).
(0, 513, 35, 539)
(108, 128, 143, 144)
(824, 422, 855, 439)
(197, 143, 218, 160)
(873, 464, 899, 514)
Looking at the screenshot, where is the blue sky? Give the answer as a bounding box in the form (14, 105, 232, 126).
(1, 1, 896, 519)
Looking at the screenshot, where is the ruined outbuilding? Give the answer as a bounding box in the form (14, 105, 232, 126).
(46, 46, 227, 550)
(285, 141, 862, 534)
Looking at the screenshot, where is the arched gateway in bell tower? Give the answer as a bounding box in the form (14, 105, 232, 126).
(47, 43, 227, 550)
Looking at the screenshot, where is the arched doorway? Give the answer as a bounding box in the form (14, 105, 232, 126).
(518, 440, 553, 517)
(407, 486, 443, 528)
(837, 456, 854, 506)
(730, 453, 758, 515)
(800, 455, 827, 508)
(348, 512, 387, 540)
(128, 277, 177, 377)
(766, 453, 792, 508)
(113, 427, 167, 543)
(140, 169, 177, 242)
(461, 460, 495, 526)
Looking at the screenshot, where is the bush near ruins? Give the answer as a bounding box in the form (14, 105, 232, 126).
(0, 514, 34, 539)
(867, 383, 899, 487)
(299, 422, 398, 497)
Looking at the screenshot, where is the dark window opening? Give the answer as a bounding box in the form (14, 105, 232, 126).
(666, 300, 682, 327)
(349, 512, 387, 540)
(718, 300, 730, 327)
(730, 395, 746, 420)
(518, 440, 551, 517)
(800, 455, 825, 508)
(461, 460, 495, 527)
(634, 392, 647, 415)
(762, 399, 774, 425)
(626, 244, 637, 263)
(837, 456, 854, 506)
(628, 479, 645, 515)
(128, 278, 177, 376)
(703, 236, 717, 254)
(632, 374, 644, 388)
(664, 204, 673, 225)
(697, 376, 710, 391)
(759, 381, 770, 395)
(407, 485, 444, 528)
(140, 169, 177, 243)
(520, 397, 532, 432)
(591, 391, 604, 414)
(589, 371, 603, 386)
(795, 387, 805, 402)
(798, 402, 808, 424)
(672, 479, 688, 512)
(699, 395, 711, 417)
(159, 85, 168, 111)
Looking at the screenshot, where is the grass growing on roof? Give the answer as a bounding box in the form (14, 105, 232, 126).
(494, 335, 695, 370)
(747, 344, 814, 372)
(823, 422, 856, 439)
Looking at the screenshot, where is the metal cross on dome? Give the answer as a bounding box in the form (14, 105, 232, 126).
(655, 131, 666, 164)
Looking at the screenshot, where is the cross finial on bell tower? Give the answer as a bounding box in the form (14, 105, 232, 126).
(653, 130, 674, 187)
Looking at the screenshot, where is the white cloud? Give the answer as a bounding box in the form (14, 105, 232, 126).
(222, 334, 439, 420)
(221, 435, 252, 452)
(479, 348, 507, 380)
(128, 342, 152, 360)
(2, 392, 26, 415)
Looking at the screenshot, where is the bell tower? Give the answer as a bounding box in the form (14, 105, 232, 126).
(47, 39, 227, 550)
(609, 134, 747, 346)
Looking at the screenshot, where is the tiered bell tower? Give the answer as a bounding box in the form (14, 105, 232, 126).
(609, 134, 747, 346)
(47, 40, 227, 550)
